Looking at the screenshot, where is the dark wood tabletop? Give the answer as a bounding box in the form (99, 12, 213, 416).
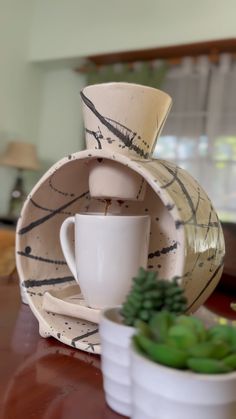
(0, 272, 235, 419)
(0, 214, 235, 418)
(0, 274, 124, 419)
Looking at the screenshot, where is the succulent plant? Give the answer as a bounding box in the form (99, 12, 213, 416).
(120, 267, 187, 326)
(133, 311, 236, 374)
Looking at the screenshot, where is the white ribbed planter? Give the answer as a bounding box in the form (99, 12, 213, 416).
(130, 344, 236, 419)
(99, 307, 134, 417)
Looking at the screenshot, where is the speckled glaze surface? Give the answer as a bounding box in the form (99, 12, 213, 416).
(81, 82, 172, 158)
(81, 82, 172, 201)
(16, 149, 225, 354)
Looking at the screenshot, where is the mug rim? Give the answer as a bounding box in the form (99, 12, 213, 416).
(74, 212, 151, 219)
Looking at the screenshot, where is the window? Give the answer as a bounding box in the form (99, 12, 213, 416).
(154, 55, 236, 222)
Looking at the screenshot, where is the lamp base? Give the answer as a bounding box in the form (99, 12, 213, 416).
(8, 169, 26, 218)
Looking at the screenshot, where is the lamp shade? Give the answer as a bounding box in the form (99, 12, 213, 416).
(0, 141, 40, 171)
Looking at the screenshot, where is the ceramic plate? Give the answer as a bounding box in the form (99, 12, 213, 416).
(42, 284, 101, 324)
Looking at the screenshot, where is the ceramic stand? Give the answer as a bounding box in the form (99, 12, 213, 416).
(15, 83, 225, 353)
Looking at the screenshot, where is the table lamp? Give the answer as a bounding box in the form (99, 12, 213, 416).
(0, 141, 41, 218)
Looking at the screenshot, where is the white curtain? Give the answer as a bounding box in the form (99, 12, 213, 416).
(161, 56, 210, 138)
(154, 54, 236, 221)
(207, 54, 236, 139)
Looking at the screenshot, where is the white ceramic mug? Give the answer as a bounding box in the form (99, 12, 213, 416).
(60, 213, 151, 309)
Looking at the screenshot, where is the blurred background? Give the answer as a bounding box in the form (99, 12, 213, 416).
(0, 0, 236, 224)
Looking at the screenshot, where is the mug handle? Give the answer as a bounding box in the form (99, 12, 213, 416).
(60, 216, 78, 281)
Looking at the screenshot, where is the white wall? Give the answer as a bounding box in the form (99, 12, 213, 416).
(0, 0, 43, 215)
(27, 0, 236, 212)
(38, 68, 85, 163)
(30, 0, 236, 62)
(2, 0, 235, 214)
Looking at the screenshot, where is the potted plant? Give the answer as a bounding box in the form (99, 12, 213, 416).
(131, 311, 236, 419)
(99, 267, 188, 417)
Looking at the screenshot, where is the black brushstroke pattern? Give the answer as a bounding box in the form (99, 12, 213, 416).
(80, 91, 148, 158)
(160, 162, 197, 226)
(207, 255, 215, 261)
(105, 116, 137, 142)
(136, 178, 145, 200)
(22, 276, 74, 288)
(85, 343, 100, 352)
(49, 176, 75, 197)
(161, 166, 179, 189)
(148, 241, 178, 259)
(85, 127, 103, 149)
(18, 190, 89, 235)
(160, 161, 219, 239)
(203, 209, 212, 242)
(17, 250, 66, 265)
(166, 203, 175, 211)
(176, 220, 219, 229)
(178, 188, 201, 237)
(71, 329, 99, 347)
(186, 261, 224, 311)
(26, 290, 44, 297)
(30, 197, 72, 216)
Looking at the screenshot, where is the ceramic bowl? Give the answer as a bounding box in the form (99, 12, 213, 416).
(16, 149, 224, 352)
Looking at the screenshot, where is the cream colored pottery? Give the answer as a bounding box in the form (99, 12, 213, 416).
(81, 82, 172, 200)
(42, 284, 101, 323)
(81, 83, 172, 158)
(130, 344, 236, 419)
(99, 307, 134, 417)
(16, 149, 225, 353)
(88, 158, 147, 200)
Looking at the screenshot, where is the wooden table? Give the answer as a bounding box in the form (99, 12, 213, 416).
(0, 273, 235, 419)
(0, 275, 123, 419)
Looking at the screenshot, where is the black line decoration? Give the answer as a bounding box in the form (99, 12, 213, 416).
(30, 197, 72, 216)
(17, 250, 67, 265)
(186, 261, 224, 311)
(159, 162, 220, 234)
(49, 174, 75, 197)
(166, 203, 175, 211)
(136, 178, 145, 200)
(148, 241, 179, 259)
(85, 343, 100, 352)
(160, 162, 197, 226)
(176, 220, 219, 229)
(71, 328, 99, 347)
(80, 91, 149, 158)
(26, 290, 44, 297)
(85, 127, 103, 149)
(203, 209, 212, 242)
(179, 188, 202, 236)
(161, 166, 179, 189)
(22, 276, 74, 288)
(18, 190, 89, 235)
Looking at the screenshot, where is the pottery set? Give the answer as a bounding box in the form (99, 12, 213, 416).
(16, 82, 225, 354)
